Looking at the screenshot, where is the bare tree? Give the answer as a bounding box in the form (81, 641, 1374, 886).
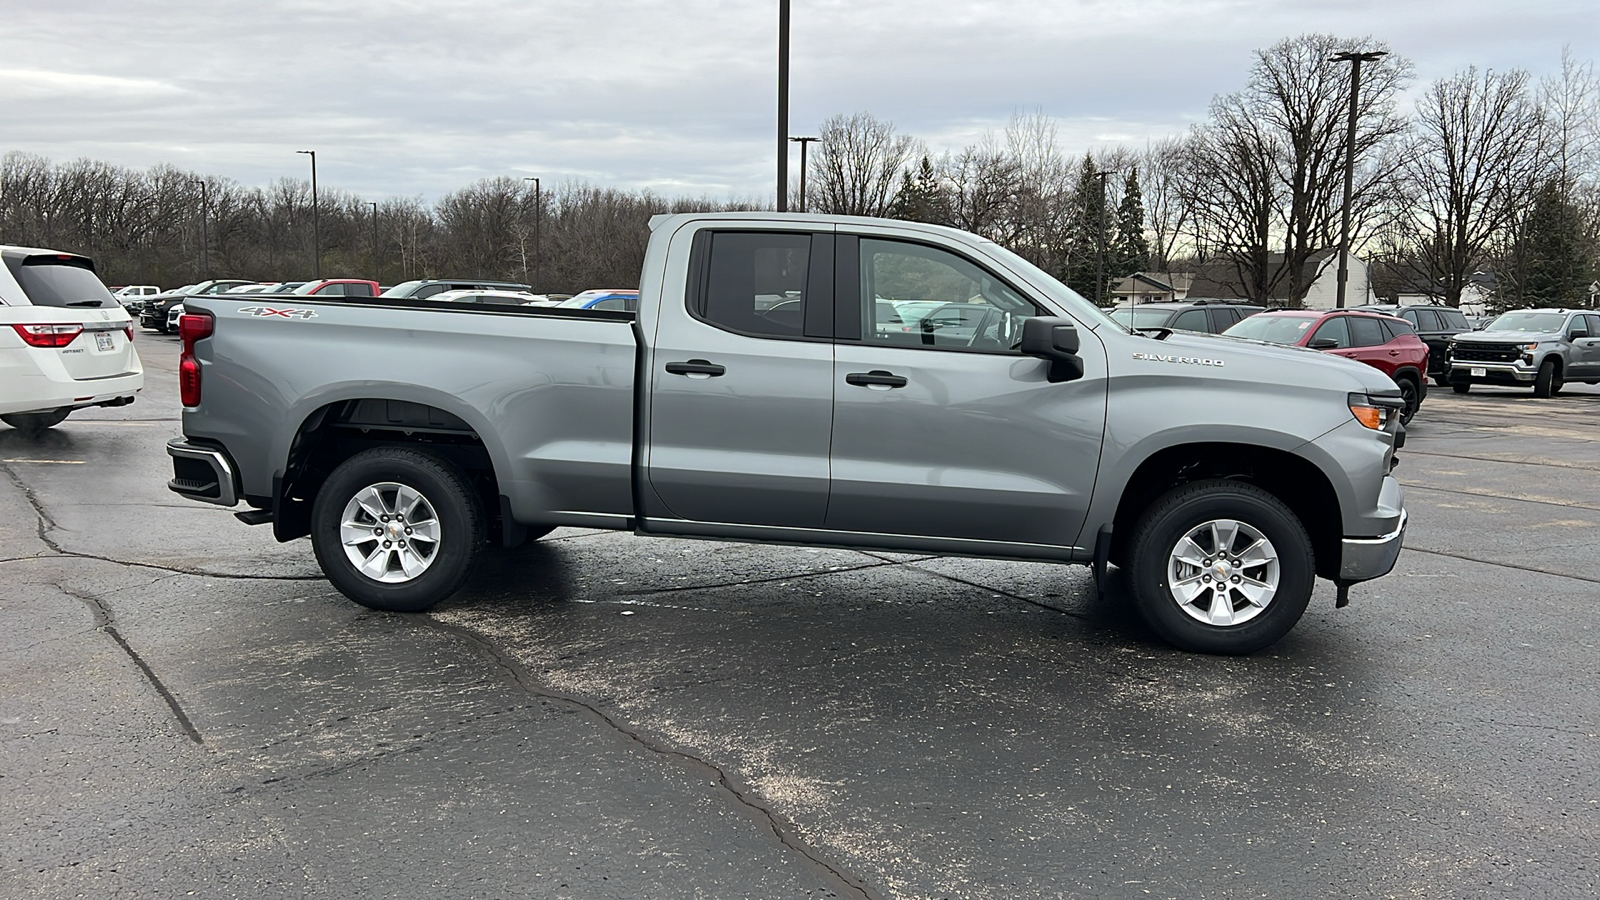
(1138, 137, 1191, 271)
(812, 112, 918, 217)
(1391, 68, 1545, 306)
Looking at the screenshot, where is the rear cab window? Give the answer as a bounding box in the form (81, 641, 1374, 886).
(690, 231, 832, 340)
(3, 254, 115, 308)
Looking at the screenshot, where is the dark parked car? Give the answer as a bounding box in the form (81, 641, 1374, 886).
(1224, 309, 1429, 422)
(1108, 300, 1264, 334)
(1355, 304, 1472, 386)
(379, 279, 533, 300)
(139, 279, 255, 333)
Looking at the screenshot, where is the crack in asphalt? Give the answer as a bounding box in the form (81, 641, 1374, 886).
(1406, 546, 1600, 585)
(615, 556, 935, 597)
(422, 616, 884, 900)
(51, 581, 204, 745)
(2, 461, 321, 581)
(1404, 449, 1600, 472)
(858, 550, 1095, 619)
(1405, 483, 1600, 512)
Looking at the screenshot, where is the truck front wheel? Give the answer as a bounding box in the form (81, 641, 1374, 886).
(311, 447, 484, 612)
(1126, 479, 1314, 654)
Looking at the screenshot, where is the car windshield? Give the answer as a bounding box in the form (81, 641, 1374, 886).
(1108, 308, 1180, 328)
(1485, 312, 1569, 333)
(1223, 313, 1319, 344)
(380, 280, 424, 297)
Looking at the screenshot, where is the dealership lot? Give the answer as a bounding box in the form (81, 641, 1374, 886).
(2, 335, 1596, 899)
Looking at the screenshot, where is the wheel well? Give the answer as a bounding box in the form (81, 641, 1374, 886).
(1392, 367, 1420, 385)
(276, 399, 505, 542)
(1109, 443, 1343, 580)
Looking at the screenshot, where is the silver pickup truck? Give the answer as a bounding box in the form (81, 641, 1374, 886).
(167, 213, 1406, 654)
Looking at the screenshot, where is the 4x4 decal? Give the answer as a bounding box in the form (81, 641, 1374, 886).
(237, 306, 318, 319)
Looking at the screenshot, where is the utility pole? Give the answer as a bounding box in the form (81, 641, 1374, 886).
(1331, 50, 1386, 309)
(789, 136, 819, 212)
(370, 201, 380, 283)
(1095, 170, 1115, 307)
(523, 177, 541, 290)
(189, 179, 209, 279)
(777, 0, 790, 212)
(296, 150, 320, 279)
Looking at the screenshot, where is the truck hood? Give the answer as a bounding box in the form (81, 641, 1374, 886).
(1132, 329, 1399, 395)
(1454, 329, 1559, 343)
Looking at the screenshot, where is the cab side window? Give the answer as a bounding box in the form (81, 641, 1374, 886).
(1348, 316, 1386, 347)
(1171, 309, 1208, 332)
(1311, 316, 1351, 349)
(694, 232, 823, 339)
(859, 238, 1041, 352)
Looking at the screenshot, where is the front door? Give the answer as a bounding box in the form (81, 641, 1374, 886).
(645, 227, 836, 528)
(825, 235, 1107, 549)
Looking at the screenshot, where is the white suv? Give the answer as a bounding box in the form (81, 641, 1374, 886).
(1, 246, 144, 432)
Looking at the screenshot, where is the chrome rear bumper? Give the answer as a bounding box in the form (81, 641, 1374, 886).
(166, 438, 238, 506)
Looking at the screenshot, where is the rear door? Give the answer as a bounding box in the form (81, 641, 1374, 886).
(826, 233, 1106, 549)
(644, 226, 836, 528)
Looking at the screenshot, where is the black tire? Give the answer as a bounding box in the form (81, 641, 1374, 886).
(1451, 381, 1470, 394)
(310, 447, 484, 612)
(1127, 479, 1315, 655)
(1432, 375, 1450, 388)
(1533, 358, 1561, 398)
(1395, 373, 1421, 424)
(2, 409, 70, 432)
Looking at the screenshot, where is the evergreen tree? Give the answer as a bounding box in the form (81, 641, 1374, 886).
(1111, 167, 1150, 280)
(1510, 180, 1595, 308)
(887, 155, 949, 225)
(1064, 154, 1111, 304)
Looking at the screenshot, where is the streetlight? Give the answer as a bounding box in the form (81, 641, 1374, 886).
(189, 178, 209, 279)
(1095, 169, 1116, 307)
(788, 136, 819, 213)
(1330, 49, 1387, 309)
(296, 149, 320, 279)
(370, 201, 380, 284)
(777, 0, 790, 212)
(523, 177, 541, 290)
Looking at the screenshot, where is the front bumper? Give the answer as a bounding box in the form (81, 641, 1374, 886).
(1339, 509, 1407, 581)
(1446, 359, 1535, 385)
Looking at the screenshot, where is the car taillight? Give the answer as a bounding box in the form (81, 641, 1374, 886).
(178, 312, 214, 407)
(10, 323, 84, 348)
(124, 326, 134, 341)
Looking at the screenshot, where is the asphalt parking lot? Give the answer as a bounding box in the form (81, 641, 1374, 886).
(3, 333, 1597, 900)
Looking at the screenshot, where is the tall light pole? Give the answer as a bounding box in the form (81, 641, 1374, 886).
(789, 136, 819, 212)
(369, 201, 380, 283)
(1095, 169, 1115, 307)
(1331, 49, 1386, 309)
(296, 149, 320, 279)
(523, 176, 541, 290)
(777, 0, 790, 212)
(189, 178, 209, 279)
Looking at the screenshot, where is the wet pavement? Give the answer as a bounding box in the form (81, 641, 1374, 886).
(2, 334, 1596, 899)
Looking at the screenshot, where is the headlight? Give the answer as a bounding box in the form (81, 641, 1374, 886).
(1348, 393, 1400, 430)
(1521, 343, 1539, 351)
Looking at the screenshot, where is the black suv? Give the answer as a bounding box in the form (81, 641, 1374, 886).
(1107, 300, 1264, 334)
(1355, 304, 1472, 386)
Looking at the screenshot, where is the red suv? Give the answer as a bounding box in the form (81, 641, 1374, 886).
(1223, 310, 1430, 422)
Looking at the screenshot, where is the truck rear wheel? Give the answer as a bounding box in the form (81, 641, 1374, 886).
(1126, 479, 1314, 655)
(311, 447, 483, 612)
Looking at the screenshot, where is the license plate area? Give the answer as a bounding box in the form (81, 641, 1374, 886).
(95, 332, 115, 352)
(1470, 366, 1486, 377)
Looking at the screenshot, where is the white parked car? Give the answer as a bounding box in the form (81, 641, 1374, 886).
(428, 289, 554, 306)
(0, 246, 144, 432)
(167, 303, 185, 331)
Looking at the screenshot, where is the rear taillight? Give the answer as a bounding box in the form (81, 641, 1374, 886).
(10, 323, 84, 348)
(178, 312, 214, 407)
(124, 326, 134, 341)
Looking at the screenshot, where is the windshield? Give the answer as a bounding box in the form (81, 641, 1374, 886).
(1485, 312, 1569, 333)
(1108, 308, 1180, 328)
(1222, 313, 1319, 344)
(380, 280, 424, 297)
(977, 241, 1119, 328)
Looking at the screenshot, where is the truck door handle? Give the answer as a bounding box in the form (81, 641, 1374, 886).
(665, 359, 725, 377)
(846, 370, 908, 389)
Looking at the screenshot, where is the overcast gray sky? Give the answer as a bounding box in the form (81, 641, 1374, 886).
(2, 0, 1593, 202)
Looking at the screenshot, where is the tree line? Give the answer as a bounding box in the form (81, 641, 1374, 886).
(2, 34, 1596, 309)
